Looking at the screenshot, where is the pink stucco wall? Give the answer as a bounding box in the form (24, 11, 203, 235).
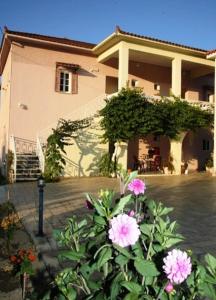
(8, 44, 118, 141)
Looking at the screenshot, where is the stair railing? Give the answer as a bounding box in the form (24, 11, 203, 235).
(13, 137, 37, 154)
(62, 155, 81, 177)
(36, 137, 45, 173)
(10, 135, 17, 182)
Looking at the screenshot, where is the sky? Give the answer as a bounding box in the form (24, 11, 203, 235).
(0, 0, 216, 50)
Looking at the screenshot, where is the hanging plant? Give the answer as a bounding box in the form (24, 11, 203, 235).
(44, 118, 91, 182)
(100, 88, 213, 142)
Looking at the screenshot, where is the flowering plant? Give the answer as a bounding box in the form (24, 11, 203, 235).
(1, 211, 20, 253)
(53, 171, 216, 299)
(10, 248, 36, 276)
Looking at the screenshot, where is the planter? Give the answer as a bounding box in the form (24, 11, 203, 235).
(163, 167, 169, 175)
(206, 166, 213, 174)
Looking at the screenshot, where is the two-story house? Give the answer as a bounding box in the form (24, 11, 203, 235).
(0, 26, 215, 180)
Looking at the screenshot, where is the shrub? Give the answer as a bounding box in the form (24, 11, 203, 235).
(52, 171, 216, 299)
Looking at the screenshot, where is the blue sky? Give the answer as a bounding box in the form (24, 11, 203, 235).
(0, 0, 216, 50)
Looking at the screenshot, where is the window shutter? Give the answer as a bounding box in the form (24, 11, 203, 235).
(55, 67, 61, 92)
(72, 71, 78, 94)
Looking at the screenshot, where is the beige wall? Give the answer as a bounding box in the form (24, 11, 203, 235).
(64, 117, 108, 176)
(0, 51, 12, 165)
(8, 44, 118, 141)
(182, 129, 213, 171)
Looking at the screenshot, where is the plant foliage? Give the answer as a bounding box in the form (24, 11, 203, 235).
(50, 171, 216, 299)
(44, 118, 91, 181)
(100, 88, 213, 142)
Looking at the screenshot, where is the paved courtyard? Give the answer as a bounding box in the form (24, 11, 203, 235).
(1, 173, 216, 276)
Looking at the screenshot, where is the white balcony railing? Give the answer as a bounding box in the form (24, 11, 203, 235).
(146, 95, 214, 112)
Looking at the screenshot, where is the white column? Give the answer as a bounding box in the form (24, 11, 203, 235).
(118, 42, 129, 90)
(172, 58, 182, 97)
(213, 58, 216, 176)
(170, 132, 186, 175)
(114, 141, 128, 171)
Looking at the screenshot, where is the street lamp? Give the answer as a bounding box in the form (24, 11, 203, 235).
(37, 175, 45, 236)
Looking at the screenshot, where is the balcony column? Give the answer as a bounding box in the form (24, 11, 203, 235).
(118, 42, 129, 90)
(172, 58, 182, 97)
(213, 58, 216, 175)
(170, 132, 186, 175)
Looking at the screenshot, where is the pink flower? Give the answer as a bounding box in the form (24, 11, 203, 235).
(163, 249, 192, 284)
(108, 214, 141, 247)
(128, 210, 135, 217)
(165, 282, 174, 293)
(128, 179, 146, 195)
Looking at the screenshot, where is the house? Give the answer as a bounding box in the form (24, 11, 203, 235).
(0, 26, 215, 180)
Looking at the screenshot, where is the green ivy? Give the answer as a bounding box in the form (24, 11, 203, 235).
(44, 118, 91, 182)
(100, 88, 213, 142)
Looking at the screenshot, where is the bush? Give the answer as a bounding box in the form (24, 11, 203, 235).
(97, 153, 118, 177)
(52, 171, 216, 299)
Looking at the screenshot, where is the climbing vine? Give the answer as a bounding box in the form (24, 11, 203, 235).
(44, 118, 91, 182)
(100, 88, 213, 142)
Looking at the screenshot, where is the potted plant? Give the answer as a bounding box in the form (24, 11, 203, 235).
(163, 156, 174, 174)
(206, 156, 213, 173)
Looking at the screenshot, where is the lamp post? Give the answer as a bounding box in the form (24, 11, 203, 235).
(37, 175, 45, 236)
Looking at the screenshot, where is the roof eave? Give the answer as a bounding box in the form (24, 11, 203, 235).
(207, 52, 216, 60)
(94, 29, 208, 58)
(6, 33, 94, 52)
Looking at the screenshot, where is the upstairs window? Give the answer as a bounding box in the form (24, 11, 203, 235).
(203, 139, 210, 151)
(55, 62, 79, 94)
(60, 71, 71, 93)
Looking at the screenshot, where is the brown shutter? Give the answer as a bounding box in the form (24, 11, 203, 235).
(71, 71, 78, 94)
(55, 66, 61, 92)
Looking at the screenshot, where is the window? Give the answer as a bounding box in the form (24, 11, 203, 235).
(154, 83, 160, 91)
(203, 139, 210, 151)
(55, 62, 79, 94)
(131, 79, 138, 87)
(60, 71, 71, 93)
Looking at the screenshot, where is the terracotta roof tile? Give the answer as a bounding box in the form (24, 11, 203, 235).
(207, 49, 216, 55)
(116, 26, 208, 53)
(5, 28, 96, 49)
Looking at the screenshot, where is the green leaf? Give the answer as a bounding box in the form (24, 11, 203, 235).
(115, 254, 129, 266)
(121, 281, 142, 294)
(134, 259, 159, 277)
(59, 250, 85, 261)
(123, 292, 139, 300)
(140, 224, 153, 237)
(111, 273, 124, 300)
(94, 215, 107, 226)
(97, 247, 112, 268)
(205, 253, 216, 275)
(85, 193, 106, 217)
(163, 236, 184, 248)
(112, 194, 132, 216)
(65, 287, 77, 300)
(113, 244, 134, 259)
(124, 171, 138, 187)
(158, 206, 173, 216)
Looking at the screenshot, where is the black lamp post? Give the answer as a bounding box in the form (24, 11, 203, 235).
(37, 175, 45, 236)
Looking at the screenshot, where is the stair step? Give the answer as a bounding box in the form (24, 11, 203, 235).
(16, 174, 40, 178)
(16, 178, 38, 182)
(16, 170, 41, 173)
(15, 151, 41, 182)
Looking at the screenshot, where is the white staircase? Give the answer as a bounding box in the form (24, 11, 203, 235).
(10, 136, 41, 182)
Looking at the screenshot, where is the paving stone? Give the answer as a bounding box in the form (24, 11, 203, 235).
(1, 173, 216, 280)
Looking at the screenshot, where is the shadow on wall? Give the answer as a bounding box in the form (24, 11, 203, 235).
(182, 128, 213, 171)
(64, 118, 108, 177)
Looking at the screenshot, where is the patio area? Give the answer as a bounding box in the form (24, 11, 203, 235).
(0, 173, 216, 275)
